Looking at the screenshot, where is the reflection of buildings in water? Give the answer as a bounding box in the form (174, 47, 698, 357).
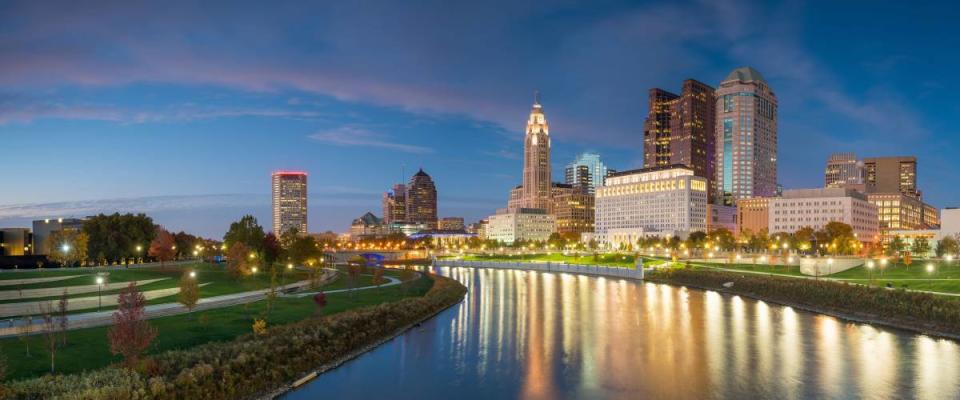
(429, 266, 960, 399)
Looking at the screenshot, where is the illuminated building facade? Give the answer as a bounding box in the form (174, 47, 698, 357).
(643, 80, 717, 201)
(770, 188, 879, 242)
(32, 218, 85, 255)
(406, 169, 438, 229)
(518, 94, 552, 210)
(0, 228, 32, 256)
(564, 152, 615, 194)
(825, 152, 865, 189)
(864, 156, 917, 197)
(595, 165, 708, 246)
(551, 183, 595, 236)
(715, 67, 778, 205)
(484, 208, 555, 244)
(382, 184, 406, 224)
(272, 171, 308, 235)
(736, 197, 770, 237)
(438, 217, 465, 231)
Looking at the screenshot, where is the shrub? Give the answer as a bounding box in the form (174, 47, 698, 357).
(647, 269, 960, 333)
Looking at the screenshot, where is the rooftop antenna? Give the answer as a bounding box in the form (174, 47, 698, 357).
(534, 90, 540, 105)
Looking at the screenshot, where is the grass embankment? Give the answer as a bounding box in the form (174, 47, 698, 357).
(456, 253, 666, 268)
(1, 269, 426, 381)
(6, 273, 465, 399)
(0, 263, 311, 312)
(646, 268, 960, 339)
(692, 259, 960, 294)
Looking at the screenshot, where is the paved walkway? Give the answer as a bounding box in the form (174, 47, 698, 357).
(0, 283, 211, 318)
(0, 275, 83, 286)
(0, 278, 169, 301)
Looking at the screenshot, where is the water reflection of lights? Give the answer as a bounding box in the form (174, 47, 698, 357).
(303, 265, 960, 400)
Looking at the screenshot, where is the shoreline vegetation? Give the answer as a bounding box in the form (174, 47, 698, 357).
(645, 268, 960, 342)
(4, 273, 468, 399)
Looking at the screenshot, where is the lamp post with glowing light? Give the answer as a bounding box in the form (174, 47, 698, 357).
(96, 276, 105, 311)
(866, 260, 875, 286)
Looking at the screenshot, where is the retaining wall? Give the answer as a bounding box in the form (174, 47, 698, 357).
(434, 259, 644, 280)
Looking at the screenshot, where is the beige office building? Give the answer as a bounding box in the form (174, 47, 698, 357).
(484, 208, 555, 244)
(770, 188, 879, 242)
(736, 197, 770, 237)
(595, 166, 708, 246)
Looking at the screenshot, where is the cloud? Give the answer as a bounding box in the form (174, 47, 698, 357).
(0, 95, 327, 125)
(308, 126, 433, 154)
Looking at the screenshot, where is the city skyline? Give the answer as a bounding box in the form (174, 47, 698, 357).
(3, 1, 960, 238)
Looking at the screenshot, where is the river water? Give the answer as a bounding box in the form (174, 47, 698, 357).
(285, 266, 960, 399)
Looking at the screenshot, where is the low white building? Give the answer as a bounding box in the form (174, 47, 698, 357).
(594, 166, 708, 247)
(483, 208, 555, 244)
(769, 188, 879, 242)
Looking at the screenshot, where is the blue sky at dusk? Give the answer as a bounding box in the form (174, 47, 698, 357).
(2, 0, 959, 238)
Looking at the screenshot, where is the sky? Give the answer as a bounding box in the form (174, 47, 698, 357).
(2, 0, 959, 238)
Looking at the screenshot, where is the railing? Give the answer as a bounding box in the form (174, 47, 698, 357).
(434, 259, 644, 280)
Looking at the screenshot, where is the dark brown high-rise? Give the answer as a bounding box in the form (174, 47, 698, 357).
(643, 79, 717, 201)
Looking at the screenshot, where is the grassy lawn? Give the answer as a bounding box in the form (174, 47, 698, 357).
(0, 273, 434, 381)
(457, 253, 656, 268)
(691, 261, 808, 277)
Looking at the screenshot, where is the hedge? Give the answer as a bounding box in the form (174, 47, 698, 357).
(6, 273, 467, 399)
(647, 268, 960, 335)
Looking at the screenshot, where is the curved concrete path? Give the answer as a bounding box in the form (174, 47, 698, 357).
(0, 278, 169, 301)
(0, 275, 84, 287)
(0, 283, 212, 318)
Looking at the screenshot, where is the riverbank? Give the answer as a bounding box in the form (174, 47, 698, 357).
(645, 268, 960, 342)
(5, 273, 467, 398)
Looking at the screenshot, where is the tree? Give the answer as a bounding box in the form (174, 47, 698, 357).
(372, 268, 386, 292)
(57, 290, 69, 346)
(685, 231, 708, 251)
(822, 222, 857, 255)
(39, 303, 57, 373)
(226, 242, 253, 278)
(903, 252, 913, 267)
(262, 232, 282, 267)
(18, 315, 32, 358)
(178, 271, 200, 313)
(83, 213, 156, 264)
(149, 228, 176, 268)
(912, 238, 931, 257)
(936, 236, 959, 257)
(108, 282, 158, 368)
(747, 229, 770, 253)
(252, 319, 267, 336)
(223, 215, 265, 253)
(45, 230, 89, 267)
(312, 291, 327, 316)
(795, 227, 815, 253)
(400, 265, 416, 294)
(887, 236, 906, 257)
(283, 234, 321, 266)
(709, 228, 736, 251)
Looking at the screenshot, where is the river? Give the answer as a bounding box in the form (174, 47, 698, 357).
(285, 266, 960, 399)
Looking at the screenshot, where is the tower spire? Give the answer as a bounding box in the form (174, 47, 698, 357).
(533, 90, 540, 106)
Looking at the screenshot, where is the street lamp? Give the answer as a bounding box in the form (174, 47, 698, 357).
(96, 276, 105, 311)
(189, 270, 196, 278)
(927, 263, 935, 274)
(866, 260, 875, 286)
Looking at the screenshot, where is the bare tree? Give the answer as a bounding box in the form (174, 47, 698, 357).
(17, 315, 32, 358)
(57, 290, 69, 346)
(39, 303, 57, 374)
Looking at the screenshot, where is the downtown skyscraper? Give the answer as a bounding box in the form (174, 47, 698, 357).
(271, 171, 308, 235)
(519, 94, 552, 210)
(715, 67, 778, 205)
(643, 79, 717, 201)
(406, 169, 438, 229)
(564, 152, 615, 194)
